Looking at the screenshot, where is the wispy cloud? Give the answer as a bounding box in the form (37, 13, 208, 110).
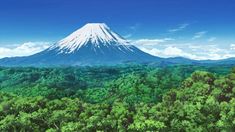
(0, 42, 50, 58)
(129, 23, 141, 31)
(168, 23, 189, 33)
(208, 37, 216, 42)
(133, 38, 174, 46)
(124, 34, 133, 39)
(124, 23, 141, 39)
(192, 31, 207, 39)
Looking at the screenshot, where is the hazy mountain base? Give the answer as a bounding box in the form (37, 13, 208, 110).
(0, 65, 234, 131)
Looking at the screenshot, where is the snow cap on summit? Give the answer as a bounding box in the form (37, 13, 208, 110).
(50, 23, 129, 53)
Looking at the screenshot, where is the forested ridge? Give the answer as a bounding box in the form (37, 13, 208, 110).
(0, 65, 234, 131)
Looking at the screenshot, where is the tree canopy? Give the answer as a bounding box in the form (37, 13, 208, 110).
(0, 65, 234, 131)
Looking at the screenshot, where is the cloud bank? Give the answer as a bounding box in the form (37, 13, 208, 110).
(0, 42, 50, 58)
(134, 39, 235, 60)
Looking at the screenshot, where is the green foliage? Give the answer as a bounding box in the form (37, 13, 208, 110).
(1, 65, 231, 103)
(0, 65, 234, 131)
(0, 66, 133, 99)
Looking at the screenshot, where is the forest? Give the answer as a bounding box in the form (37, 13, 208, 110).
(0, 64, 234, 131)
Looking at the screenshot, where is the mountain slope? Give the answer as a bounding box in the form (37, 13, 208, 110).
(0, 23, 161, 66)
(1, 23, 233, 67)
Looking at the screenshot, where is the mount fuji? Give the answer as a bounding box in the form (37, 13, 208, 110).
(0, 23, 164, 66)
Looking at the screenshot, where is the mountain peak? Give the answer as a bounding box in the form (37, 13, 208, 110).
(0, 23, 161, 66)
(84, 23, 107, 27)
(82, 23, 109, 32)
(50, 23, 128, 53)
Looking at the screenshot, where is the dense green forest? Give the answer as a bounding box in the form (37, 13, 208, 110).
(0, 65, 234, 131)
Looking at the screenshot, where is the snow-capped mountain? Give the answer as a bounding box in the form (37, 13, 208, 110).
(0, 23, 161, 66)
(51, 23, 130, 53)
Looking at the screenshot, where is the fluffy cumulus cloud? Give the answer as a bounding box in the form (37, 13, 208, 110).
(140, 46, 198, 60)
(135, 39, 235, 60)
(0, 42, 50, 58)
(129, 23, 234, 60)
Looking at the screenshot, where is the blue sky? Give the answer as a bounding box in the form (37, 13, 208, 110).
(0, 0, 235, 60)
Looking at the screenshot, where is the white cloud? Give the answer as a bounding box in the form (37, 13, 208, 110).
(192, 31, 207, 39)
(162, 46, 183, 56)
(0, 42, 50, 58)
(208, 37, 216, 42)
(133, 38, 174, 46)
(140, 46, 198, 59)
(137, 39, 235, 60)
(168, 23, 189, 32)
(230, 44, 235, 50)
